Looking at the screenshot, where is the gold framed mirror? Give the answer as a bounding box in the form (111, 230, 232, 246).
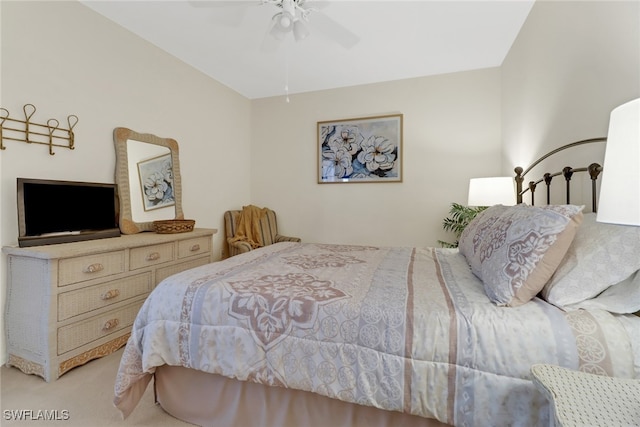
(114, 127, 184, 234)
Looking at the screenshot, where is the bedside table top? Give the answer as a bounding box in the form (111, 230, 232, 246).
(531, 364, 640, 427)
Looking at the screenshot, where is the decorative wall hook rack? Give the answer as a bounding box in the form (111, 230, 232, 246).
(0, 104, 78, 155)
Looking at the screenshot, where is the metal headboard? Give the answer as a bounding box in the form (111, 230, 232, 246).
(514, 138, 607, 211)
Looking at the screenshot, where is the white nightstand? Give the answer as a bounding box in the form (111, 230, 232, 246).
(531, 364, 640, 427)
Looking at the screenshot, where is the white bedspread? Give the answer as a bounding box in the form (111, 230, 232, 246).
(114, 242, 639, 426)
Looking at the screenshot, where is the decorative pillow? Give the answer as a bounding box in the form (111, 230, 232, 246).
(471, 204, 584, 307)
(458, 204, 510, 278)
(541, 213, 640, 309)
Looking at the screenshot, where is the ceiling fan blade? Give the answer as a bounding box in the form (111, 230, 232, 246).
(298, 0, 329, 12)
(307, 10, 359, 49)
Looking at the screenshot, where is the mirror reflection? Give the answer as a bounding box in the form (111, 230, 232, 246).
(113, 127, 183, 234)
(127, 140, 174, 222)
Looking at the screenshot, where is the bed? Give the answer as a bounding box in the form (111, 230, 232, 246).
(113, 139, 640, 427)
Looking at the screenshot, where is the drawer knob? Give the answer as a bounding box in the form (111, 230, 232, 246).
(146, 252, 161, 261)
(102, 318, 119, 331)
(84, 263, 104, 273)
(100, 289, 121, 300)
(190, 244, 200, 252)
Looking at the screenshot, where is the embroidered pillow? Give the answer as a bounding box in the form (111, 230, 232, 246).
(542, 213, 640, 310)
(458, 204, 510, 278)
(476, 204, 584, 307)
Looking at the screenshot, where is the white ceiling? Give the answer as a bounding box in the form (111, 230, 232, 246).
(81, 0, 535, 100)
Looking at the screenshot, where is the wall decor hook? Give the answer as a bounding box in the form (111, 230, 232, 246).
(0, 104, 78, 154)
(0, 108, 9, 150)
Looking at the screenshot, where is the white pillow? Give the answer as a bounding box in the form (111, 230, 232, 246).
(541, 213, 640, 309)
(563, 271, 640, 313)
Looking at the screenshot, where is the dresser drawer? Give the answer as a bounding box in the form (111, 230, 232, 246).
(58, 251, 126, 287)
(130, 243, 174, 270)
(156, 255, 211, 285)
(178, 236, 211, 259)
(57, 300, 144, 355)
(57, 272, 152, 321)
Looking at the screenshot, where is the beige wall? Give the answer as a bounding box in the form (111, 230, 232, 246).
(0, 1, 252, 361)
(250, 69, 502, 247)
(501, 0, 640, 184)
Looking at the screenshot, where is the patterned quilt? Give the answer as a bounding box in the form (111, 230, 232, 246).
(114, 242, 639, 426)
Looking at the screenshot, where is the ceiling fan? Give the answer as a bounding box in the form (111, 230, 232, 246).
(189, 0, 360, 49)
(269, 0, 313, 42)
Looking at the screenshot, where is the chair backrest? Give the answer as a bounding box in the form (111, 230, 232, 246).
(224, 208, 279, 246)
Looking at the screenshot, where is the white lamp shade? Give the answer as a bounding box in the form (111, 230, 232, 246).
(597, 98, 640, 226)
(274, 11, 295, 31)
(468, 177, 516, 207)
(278, 12, 293, 29)
(293, 20, 310, 41)
(269, 18, 289, 40)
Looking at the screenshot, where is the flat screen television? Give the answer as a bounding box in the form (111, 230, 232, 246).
(17, 178, 121, 247)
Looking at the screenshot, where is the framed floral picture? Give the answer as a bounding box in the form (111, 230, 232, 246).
(137, 153, 175, 211)
(318, 114, 403, 183)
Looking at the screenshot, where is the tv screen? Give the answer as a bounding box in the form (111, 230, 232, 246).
(17, 178, 120, 247)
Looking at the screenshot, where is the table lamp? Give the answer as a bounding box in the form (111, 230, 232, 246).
(467, 176, 516, 207)
(597, 98, 640, 226)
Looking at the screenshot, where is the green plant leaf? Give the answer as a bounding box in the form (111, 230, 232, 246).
(439, 203, 487, 248)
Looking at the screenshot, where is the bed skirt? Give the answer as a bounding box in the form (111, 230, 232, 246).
(154, 365, 450, 427)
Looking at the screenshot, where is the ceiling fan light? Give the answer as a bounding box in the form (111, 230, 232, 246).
(280, 16, 291, 28)
(293, 20, 310, 41)
(269, 22, 288, 40)
(275, 11, 295, 31)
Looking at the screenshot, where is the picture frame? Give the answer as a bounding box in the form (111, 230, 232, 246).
(318, 114, 403, 183)
(137, 153, 176, 211)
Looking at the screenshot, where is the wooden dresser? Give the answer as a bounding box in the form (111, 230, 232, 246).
(2, 228, 217, 382)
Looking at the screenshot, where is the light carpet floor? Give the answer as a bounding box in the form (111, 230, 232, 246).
(0, 348, 193, 426)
